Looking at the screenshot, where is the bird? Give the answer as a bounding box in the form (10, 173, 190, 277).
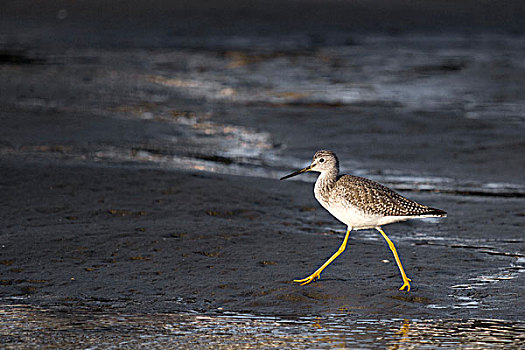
(280, 150, 446, 291)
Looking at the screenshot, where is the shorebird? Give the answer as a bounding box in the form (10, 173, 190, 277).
(280, 150, 446, 291)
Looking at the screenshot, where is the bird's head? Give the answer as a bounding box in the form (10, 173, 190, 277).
(280, 150, 339, 180)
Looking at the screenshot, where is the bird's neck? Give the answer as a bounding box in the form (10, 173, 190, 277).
(314, 169, 338, 202)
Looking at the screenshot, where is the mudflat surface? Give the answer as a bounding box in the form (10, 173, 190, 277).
(1, 2, 524, 347)
(1, 159, 523, 320)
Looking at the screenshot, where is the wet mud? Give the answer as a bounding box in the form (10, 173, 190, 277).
(1, 161, 523, 320)
(1, 0, 524, 347)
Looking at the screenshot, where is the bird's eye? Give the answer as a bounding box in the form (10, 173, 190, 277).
(319, 158, 325, 163)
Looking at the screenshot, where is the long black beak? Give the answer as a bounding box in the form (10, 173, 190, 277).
(280, 165, 312, 180)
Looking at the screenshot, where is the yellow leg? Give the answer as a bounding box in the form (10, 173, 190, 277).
(294, 229, 351, 286)
(376, 227, 412, 292)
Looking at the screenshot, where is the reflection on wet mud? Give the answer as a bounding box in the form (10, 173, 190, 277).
(389, 319, 410, 350)
(1, 304, 523, 349)
(103, 104, 280, 173)
(3, 38, 525, 198)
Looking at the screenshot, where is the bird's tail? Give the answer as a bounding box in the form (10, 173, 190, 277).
(422, 207, 447, 217)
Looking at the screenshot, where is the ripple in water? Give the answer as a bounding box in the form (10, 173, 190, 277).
(1, 304, 524, 349)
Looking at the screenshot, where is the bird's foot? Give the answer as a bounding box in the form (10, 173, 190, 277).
(399, 278, 412, 292)
(293, 272, 321, 286)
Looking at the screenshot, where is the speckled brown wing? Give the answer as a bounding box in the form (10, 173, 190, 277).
(331, 175, 445, 217)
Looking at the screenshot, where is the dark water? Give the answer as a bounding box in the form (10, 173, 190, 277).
(2, 304, 524, 349)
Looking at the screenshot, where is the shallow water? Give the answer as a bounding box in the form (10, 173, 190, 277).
(1, 304, 523, 349)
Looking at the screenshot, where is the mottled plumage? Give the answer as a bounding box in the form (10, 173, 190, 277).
(330, 175, 435, 216)
(308, 150, 446, 230)
(280, 150, 447, 291)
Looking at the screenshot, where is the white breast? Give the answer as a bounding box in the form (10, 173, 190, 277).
(314, 171, 388, 229)
(323, 202, 385, 230)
